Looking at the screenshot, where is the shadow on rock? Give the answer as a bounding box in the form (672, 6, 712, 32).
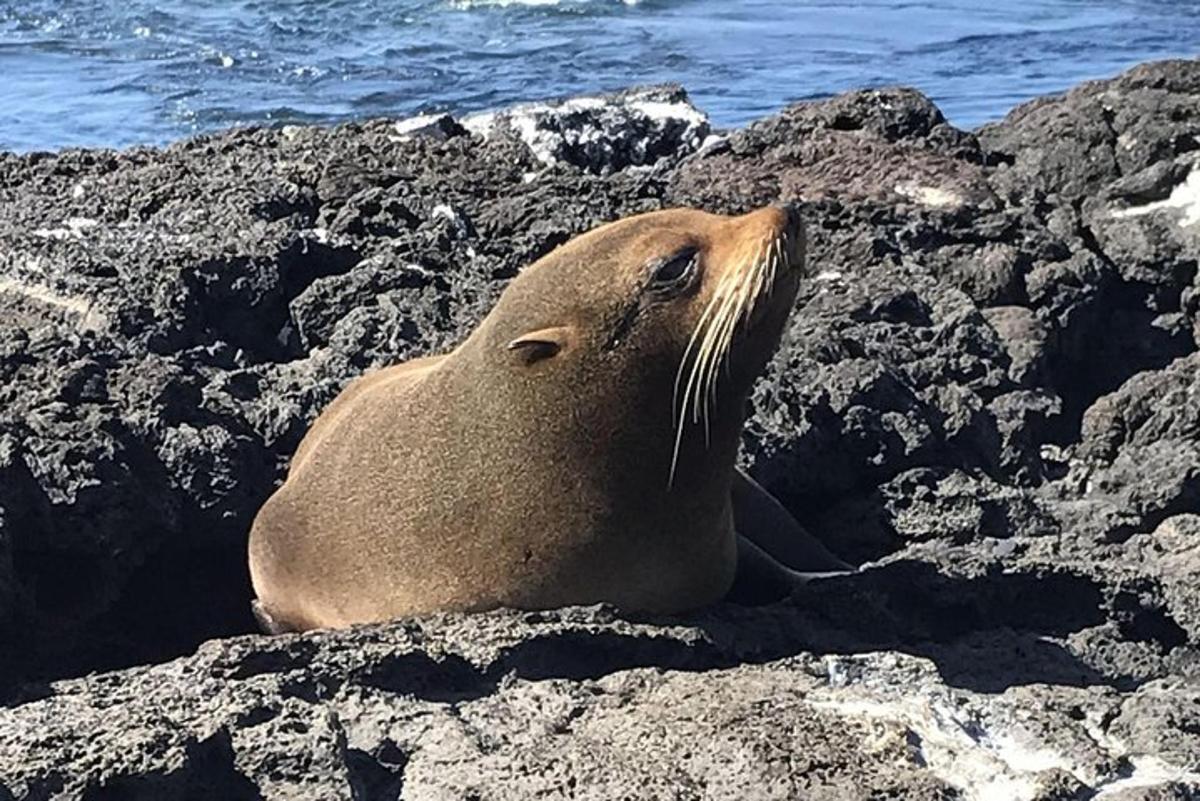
(422, 561, 1120, 697)
(482, 560, 1118, 696)
(17, 728, 263, 801)
(758, 560, 1116, 693)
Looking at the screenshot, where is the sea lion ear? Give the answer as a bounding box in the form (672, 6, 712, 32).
(507, 326, 573, 365)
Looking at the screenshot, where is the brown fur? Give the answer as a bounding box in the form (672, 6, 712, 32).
(248, 206, 806, 631)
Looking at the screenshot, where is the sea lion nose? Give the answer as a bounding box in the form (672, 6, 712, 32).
(768, 202, 805, 271)
(773, 201, 803, 236)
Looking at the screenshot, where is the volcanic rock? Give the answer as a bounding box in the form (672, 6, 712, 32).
(1, 60, 1198, 800)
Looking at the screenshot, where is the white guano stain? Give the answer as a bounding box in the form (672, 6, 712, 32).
(0, 277, 108, 331)
(629, 98, 707, 126)
(32, 216, 99, 240)
(1111, 166, 1200, 228)
(432, 204, 463, 226)
(894, 181, 964, 209)
(1093, 755, 1200, 798)
(462, 90, 706, 167)
(809, 657, 1200, 801)
(1082, 705, 1200, 798)
(808, 695, 1049, 801)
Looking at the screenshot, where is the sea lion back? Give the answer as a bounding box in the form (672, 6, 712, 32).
(248, 355, 444, 631)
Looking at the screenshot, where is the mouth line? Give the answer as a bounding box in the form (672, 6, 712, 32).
(780, 229, 803, 273)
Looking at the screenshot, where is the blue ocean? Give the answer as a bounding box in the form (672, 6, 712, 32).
(1, 0, 1197, 152)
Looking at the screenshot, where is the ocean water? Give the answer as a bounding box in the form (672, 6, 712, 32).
(0, 0, 1197, 153)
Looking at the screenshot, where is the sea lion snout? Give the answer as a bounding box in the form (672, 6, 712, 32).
(773, 201, 803, 237)
(727, 203, 806, 277)
(780, 201, 802, 228)
(768, 201, 806, 273)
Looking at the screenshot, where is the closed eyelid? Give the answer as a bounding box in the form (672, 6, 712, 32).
(648, 247, 699, 278)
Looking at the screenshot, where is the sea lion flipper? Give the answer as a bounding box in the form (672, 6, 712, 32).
(727, 535, 797, 605)
(731, 468, 851, 572)
(727, 535, 852, 606)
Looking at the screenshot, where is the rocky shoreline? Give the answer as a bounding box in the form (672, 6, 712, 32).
(1, 60, 1198, 799)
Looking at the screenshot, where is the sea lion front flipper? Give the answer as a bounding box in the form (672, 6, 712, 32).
(727, 535, 851, 606)
(727, 535, 797, 605)
(731, 467, 851, 572)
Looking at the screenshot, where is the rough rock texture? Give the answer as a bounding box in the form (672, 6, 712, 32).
(4, 605, 1198, 801)
(461, 84, 712, 174)
(1, 60, 1199, 799)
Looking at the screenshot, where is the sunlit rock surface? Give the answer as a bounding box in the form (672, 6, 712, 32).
(1, 58, 1198, 800)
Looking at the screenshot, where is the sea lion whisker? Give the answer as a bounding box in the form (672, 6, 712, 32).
(670, 272, 734, 485)
(691, 272, 738, 419)
(693, 260, 750, 456)
(706, 274, 749, 436)
(734, 238, 769, 335)
(743, 238, 770, 322)
(671, 223, 794, 486)
(718, 266, 755, 380)
(709, 239, 764, 406)
(741, 236, 768, 316)
(707, 264, 750, 390)
(671, 333, 713, 482)
(672, 282, 726, 424)
(704, 278, 740, 400)
(671, 321, 720, 484)
(693, 274, 740, 432)
(765, 237, 782, 300)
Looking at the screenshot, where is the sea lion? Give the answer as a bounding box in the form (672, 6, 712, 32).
(248, 204, 847, 632)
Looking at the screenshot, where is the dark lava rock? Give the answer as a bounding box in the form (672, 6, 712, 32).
(978, 59, 1200, 203)
(461, 83, 712, 175)
(1, 62, 1199, 798)
(0, 603, 1194, 800)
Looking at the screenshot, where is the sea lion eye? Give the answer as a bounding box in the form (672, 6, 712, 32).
(649, 249, 699, 294)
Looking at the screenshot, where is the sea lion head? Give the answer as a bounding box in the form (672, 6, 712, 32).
(469, 204, 807, 485)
